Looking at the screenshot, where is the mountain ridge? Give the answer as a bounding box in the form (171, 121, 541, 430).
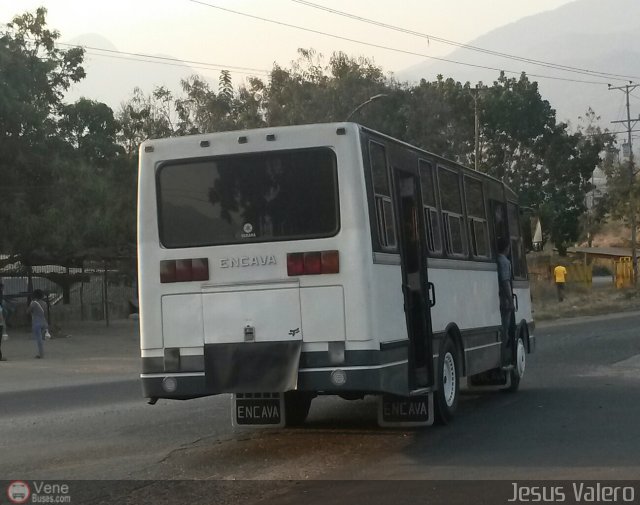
(396, 0, 640, 126)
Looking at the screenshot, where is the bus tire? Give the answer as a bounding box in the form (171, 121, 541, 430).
(284, 391, 313, 426)
(506, 330, 526, 393)
(434, 336, 459, 425)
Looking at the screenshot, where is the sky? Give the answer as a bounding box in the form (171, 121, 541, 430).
(0, 0, 579, 108)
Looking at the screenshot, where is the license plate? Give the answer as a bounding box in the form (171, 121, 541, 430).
(233, 393, 284, 427)
(378, 393, 433, 427)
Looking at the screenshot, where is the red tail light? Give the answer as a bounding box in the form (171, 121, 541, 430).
(160, 258, 209, 283)
(304, 252, 322, 274)
(321, 250, 340, 273)
(160, 261, 176, 283)
(287, 250, 339, 276)
(175, 259, 192, 282)
(287, 253, 304, 276)
(191, 258, 210, 281)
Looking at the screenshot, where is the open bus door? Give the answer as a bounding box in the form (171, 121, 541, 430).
(379, 168, 434, 427)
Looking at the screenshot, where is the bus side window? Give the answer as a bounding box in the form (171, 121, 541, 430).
(419, 160, 442, 255)
(465, 177, 490, 258)
(438, 166, 466, 257)
(507, 201, 527, 279)
(369, 141, 397, 249)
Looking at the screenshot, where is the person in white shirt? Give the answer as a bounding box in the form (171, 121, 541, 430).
(26, 289, 49, 359)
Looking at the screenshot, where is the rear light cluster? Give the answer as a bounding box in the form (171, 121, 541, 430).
(160, 258, 209, 283)
(287, 250, 339, 276)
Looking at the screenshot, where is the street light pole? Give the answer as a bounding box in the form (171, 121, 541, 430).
(345, 94, 388, 121)
(470, 84, 483, 171)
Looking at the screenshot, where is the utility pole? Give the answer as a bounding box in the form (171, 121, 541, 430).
(610, 82, 640, 284)
(470, 85, 481, 171)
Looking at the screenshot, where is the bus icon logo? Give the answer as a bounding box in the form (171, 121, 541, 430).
(7, 481, 31, 504)
(243, 223, 253, 234)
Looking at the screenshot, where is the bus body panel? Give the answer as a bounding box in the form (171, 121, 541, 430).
(428, 263, 500, 333)
(161, 293, 204, 348)
(299, 286, 346, 342)
(369, 263, 408, 345)
(513, 284, 533, 323)
(201, 281, 302, 344)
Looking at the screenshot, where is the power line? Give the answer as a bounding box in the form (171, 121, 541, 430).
(292, 0, 638, 83)
(80, 49, 269, 77)
(56, 42, 269, 75)
(185, 0, 611, 86)
(11, 33, 271, 76)
(6, 22, 269, 75)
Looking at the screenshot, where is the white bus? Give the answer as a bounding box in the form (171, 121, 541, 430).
(137, 122, 534, 427)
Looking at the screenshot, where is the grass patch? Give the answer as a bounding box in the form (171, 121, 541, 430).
(532, 279, 640, 321)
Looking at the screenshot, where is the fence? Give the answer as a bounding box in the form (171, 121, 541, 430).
(527, 254, 593, 285)
(0, 258, 137, 328)
(614, 257, 634, 288)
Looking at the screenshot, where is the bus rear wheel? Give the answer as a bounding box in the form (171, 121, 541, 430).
(284, 391, 313, 426)
(434, 336, 459, 425)
(506, 331, 526, 393)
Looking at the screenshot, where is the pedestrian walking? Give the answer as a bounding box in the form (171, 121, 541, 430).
(553, 264, 568, 302)
(27, 289, 49, 359)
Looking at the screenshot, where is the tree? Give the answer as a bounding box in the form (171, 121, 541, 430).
(476, 76, 612, 253)
(402, 76, 475, 163)
(536, 113, 613, 253)
(58, 98, 122, 169)
(117, 86, 175, 157)
(0, 8, 85, 265)
(599, 142, 640, 248)
(253, 49, 391, 127)
(1, 8, 136, 289)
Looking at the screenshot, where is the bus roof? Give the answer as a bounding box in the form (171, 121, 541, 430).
(139, 121, 519, 201)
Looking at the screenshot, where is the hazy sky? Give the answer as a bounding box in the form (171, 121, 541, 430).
(1, 0, 578, 107)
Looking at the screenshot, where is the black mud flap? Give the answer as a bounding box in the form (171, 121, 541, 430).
(378, 393, 434, 428)
(232, 393, 285, 428)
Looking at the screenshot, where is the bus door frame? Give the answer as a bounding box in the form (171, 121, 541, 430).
(391, 164, 435, 390)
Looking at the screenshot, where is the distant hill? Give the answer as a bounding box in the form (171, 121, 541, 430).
(63, 33, 198, 112)
(396, 0, 640, 128)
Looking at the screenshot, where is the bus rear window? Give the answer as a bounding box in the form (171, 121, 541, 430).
(157, 148, 339, 248)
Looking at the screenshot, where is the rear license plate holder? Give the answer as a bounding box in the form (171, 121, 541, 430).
(378, 393, 434, 427)
(233, 393, 285, 428)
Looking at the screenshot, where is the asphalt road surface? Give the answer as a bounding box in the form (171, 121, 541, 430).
(1, 312, 640, 503)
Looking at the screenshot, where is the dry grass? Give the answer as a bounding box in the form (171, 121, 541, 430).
(531, 278, 640, 321)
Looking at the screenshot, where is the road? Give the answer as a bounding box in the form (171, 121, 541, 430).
(1, 312, 640, 503)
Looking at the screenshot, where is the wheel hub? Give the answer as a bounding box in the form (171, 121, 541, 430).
(443, 352, 456, 407)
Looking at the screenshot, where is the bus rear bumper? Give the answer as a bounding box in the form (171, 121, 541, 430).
(141, 373, 208, 400)
(140, 341, 412, 399)
(297, 361, 409, 396)
(142, 340, 301, 399)
(140, 361, 410, 399)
